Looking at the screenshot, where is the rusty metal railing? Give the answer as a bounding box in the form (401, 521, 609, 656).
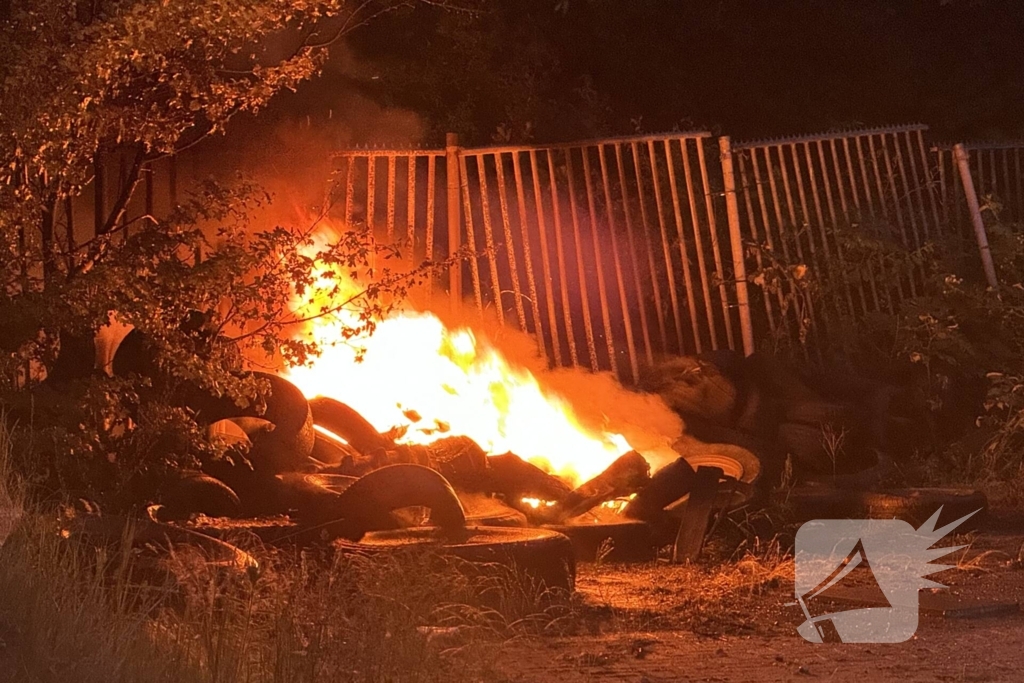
(933, 140, 1024, 226)
(328, 125, 1024, 368)
(455, 134, 753, 382)
(331, 134, 754, 382)
(728, 124, 945, 351)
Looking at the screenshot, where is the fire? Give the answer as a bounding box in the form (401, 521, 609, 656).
(282, 230, 640, 485)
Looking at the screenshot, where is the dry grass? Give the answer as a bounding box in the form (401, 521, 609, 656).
(0, 428, 575, 683)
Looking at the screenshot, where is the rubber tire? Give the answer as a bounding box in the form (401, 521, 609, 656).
(459, 493, 528, 527)
(670, 440, 762, 485)
(543, 516, 655, 563)
(665, 439, 762, 510)
(787, 487, 987, 528)
(799, 450, 894, 490)
(72, 511, 257, 575)
(159, 472, 242, 520)
(656, 440, 762, 511)
(245, 373, 315, 472)
(641, 355, 739, 425)
(333, 526, 576, 593)
(308, 396, 392, 456)
(334, 464, 466, 538)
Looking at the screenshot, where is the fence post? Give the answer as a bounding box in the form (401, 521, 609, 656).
(445, 133, 462, 310)
(719, 136, 755, 356)
(953, 144, 999, 289)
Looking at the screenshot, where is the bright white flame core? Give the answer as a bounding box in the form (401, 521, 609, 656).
(285, 308, 635, 485)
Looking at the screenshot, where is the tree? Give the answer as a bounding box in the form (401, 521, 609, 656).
(0, 0, 452, 507)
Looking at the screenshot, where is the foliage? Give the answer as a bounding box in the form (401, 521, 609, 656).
(0, 0, 455, 507)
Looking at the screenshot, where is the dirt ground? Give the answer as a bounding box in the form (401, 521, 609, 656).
(476, 525, 1024, 683)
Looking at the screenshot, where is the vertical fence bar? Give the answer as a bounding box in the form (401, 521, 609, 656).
(697, 139, 736, 350)
(615, 144, 654, 366)
(880, 135, 918, 296)
(892, 134, 923, 250)
(954, 144, 999, 289)
(547, 149, 579, 367)
(366, 156, 376, 233)
(494, 153, 528, 331)
(677, 138, 715, 347)
(445, 134, 463, 309)
(864, 135, 905, 306)
(580, 148, 618, 375)
(406, 156, 416, 257)
(343, 157, 355, 227)
(819, 139, 863, 312)
(719, 137, 755, 355)
(975, 148, 986, 201)
(987, 150, 998, 203)
(852, 136, 892, 312)
(565, 148, 600, 371)
(1001, 148, 1012, 213)
(512, 152, 546, 358)
(426, 156, 437, 294)
(747, 148, 787, 337)
(665, 139, 706, 350)
(762, 146, 806, 339)
(1015, 149, 1023, 223)
(828, 138, 876, 312)
(738, 152, 779, 337)
(460, 153, 483, 311)
(385, 154, 396, 240)
(788, 142, 827, 337)
(913, 131, 942, 236)
(598, 145, 638, 382)
(647, 140, 687, 353)
(632, 141, 668, 351)
(529, 150, 563, 366)
(475, 155, 505, 325)
(936, 148, 949, 226)
(804, 141, 851, 322)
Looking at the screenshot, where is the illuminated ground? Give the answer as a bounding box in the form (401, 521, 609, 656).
(468, 528, 1024, 682)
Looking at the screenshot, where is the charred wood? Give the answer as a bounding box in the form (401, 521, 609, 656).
(485, 452, 573, 503)
(624, 455, 696, 521)
(547, 451, 650, 523)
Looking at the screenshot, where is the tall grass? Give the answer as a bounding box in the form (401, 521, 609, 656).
(0, 423, 560, 682)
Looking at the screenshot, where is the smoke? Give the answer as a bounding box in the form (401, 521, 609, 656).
(181, 42, 428, 239)
(169, 50, 684, 472)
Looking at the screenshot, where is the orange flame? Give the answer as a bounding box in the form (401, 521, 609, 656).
(282, 229, 646, 486)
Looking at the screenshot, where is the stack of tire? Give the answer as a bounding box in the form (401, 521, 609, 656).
(109, 329, 576, 593)
(640, 351, 910, 489)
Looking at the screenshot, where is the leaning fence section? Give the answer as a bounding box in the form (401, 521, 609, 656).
(729, 124, 945, 352)
(934, 141, 1024, 227)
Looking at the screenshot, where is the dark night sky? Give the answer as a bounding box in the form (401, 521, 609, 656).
(233, 0, 1024, 147)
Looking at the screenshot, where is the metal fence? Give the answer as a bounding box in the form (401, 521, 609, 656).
(728, 124, 948, 352)
(60, 124, 1021, 377)
(333, 133, 752, 383)
(934, 141, 1024, 226)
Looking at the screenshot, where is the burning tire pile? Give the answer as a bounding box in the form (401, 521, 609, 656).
(49, 329, 986, 601)
(142, 370, 766, 593)
(641, 350, 988, 526)
(92, 338, 781, 597)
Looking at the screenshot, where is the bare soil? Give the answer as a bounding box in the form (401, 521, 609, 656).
(470, 528, 1024, 683)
